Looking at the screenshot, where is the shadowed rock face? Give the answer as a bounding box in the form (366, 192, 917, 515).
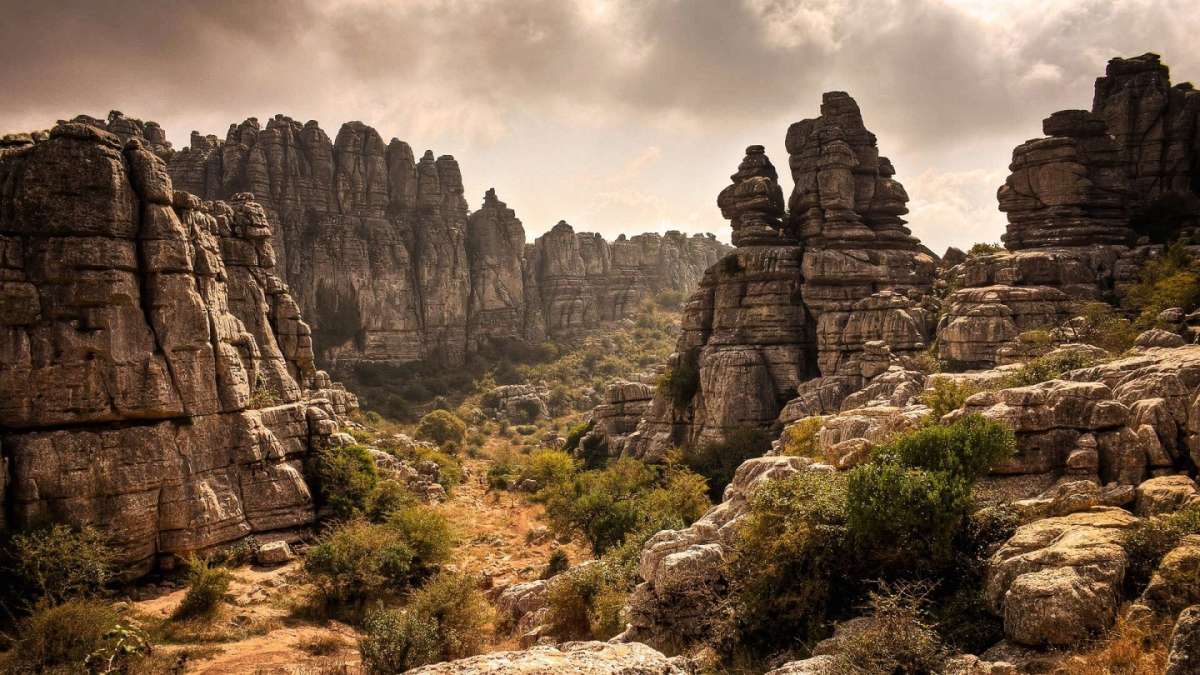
(0, 123, 355, 574)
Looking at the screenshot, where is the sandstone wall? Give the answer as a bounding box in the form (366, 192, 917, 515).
(0, 122, 354, 574)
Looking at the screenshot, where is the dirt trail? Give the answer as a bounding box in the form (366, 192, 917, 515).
(127, 457, 585, 673)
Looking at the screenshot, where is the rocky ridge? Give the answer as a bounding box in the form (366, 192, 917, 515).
(160, 114, 728, 368)
(0, 120, 355, 574)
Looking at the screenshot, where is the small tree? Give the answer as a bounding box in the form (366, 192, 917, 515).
(415, 410, 467, 450)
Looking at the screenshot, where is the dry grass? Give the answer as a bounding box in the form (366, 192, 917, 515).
(1054, 613, 1170, 675)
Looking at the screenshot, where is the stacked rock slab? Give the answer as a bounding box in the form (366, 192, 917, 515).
(466, 188, 535, 348)
(626, 146, 812, 459)
(786, 92, 937, 382)
(941, 54, 1200, 368)
(0, 123, 353, 574)
(621, 95, 938, 459)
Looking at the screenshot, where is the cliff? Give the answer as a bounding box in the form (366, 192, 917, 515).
(164, 115, 730, 369)
(0, 122, 355, 574)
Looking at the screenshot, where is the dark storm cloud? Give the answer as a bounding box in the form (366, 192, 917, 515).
(1, 0, 1197, 249)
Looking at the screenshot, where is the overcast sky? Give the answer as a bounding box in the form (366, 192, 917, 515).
(2, 0, 1198, 253)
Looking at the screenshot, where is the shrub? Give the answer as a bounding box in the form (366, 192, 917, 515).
(684, 427, 772, 501)
(726, 471, 850, 652)
(1123, 504, 1200, 592)
(653, 290, 685, 310)
(4, 600, 123, 673)
(1055, 614, 1170, 675)
(416, 410, 467, 450)
(4, 524, 115, 607)
(365, 480, 417, 523)
(778, 416, 823, 459)
(833, 584, 946, 674)
(544, 560, 630, 640)
(172, 557, 232, 621)
(920, 378, 977, 423)
(873, 414, 1015, 483)
(359, 607, 440, 674)
(562, 420, 594, 454)
(1002, 349, 1103, 387)
(1125, 242, 1200, 328)
(359, 572, 491, 673)
(540, 458, 710, 555)
(1068, 302, 1138, 353)
(542, 549, 570, 579)
(657, 352, 700, 409)
(304, 520, 416, 606)
(385, 506, 454, 578)
(306, 443, 379, 521)
(967, 242, 1003, 256)
(519, 449, 578, 489)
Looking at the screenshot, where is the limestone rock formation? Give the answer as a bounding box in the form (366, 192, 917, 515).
(166, 115, 729, 370)
(0, 121, 353, 574)
(405, 641, 685, 675)
(620, 94, 936, 459)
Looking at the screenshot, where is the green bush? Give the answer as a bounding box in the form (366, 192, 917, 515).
(544, 559, 632, 641)
(542, 549, 570, 579)
(4, 599, 123, 673)
(540, 458, 710, 555)
(921, 379, 978, 423)
(519, 449, 578, 488)
(684, 427, 772, 501)
(1002, 349, 1103, 387)
(304, 520, 416, 606)
(359, 572, 491, 673)
(849, 415, 1014, 573)
(657, 351, 700, 409)
(306, 443, 379, 521)
(967, 242, 1003, 257)
(385, 506, 454, 578)
(778, 416, 823, 459)
(1123, 504, 1200, 592)
(1069, 302, 1138, 353)
(416, 410, 467, 450)
(1125, 242, 1200, 328)
(4, 524, 115, 607)
(172, 557, 232, 621)
(562, 420, 594, 454)
(726, 471, 850, 652)
(365, 480, 417, 523)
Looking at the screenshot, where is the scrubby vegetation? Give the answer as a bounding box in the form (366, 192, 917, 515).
(171, 557, 232, 621)
(2, 524, 115, 610)
(684, 427, 772, 501)
(539, 456, 710, 555)
(966, 242, 1003, 257)
(778, 416, 823, 459)
(305, 443, 380, 521)
(1, 600, 129, 674)
(920, 378, 978, 422)
(657, 350, 700, 409)
(718, 414, 1015, 665)
(358, 571, 491, 673)
(1001, 348, 1104, 387)
(1123, 503, 1200, 592)
(1070, 301, 1138, 353)
(416, 409, 467, 450)
(1125, 242, 1200, 328)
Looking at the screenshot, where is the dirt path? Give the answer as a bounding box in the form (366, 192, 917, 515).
(127, 457, 586, 673)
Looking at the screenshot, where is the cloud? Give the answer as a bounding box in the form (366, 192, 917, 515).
(1, 0, 1197, 246)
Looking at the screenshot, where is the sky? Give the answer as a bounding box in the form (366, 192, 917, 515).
(2, 0, 1198, 254)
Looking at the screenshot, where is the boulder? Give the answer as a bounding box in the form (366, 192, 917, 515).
(255, 540, 294, 565)
(1136, 328, 1188, 349)
(1141, 535, 1200, 617)
(405, 641, 685, 674)
(1136, 475, 1199, 516)
(1168, 606, 1200, 675)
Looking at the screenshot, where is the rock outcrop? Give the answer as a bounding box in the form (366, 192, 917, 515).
(405, 641, 685, 675)
(620, 93, 937, 459)
(163, 114, 729, 369)
(0, 122, 354, 574)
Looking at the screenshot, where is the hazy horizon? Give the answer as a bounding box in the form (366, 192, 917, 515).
(3, 0, 1197, 253)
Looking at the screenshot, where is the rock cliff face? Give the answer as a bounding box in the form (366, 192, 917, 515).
(623, 93, 937, 459)
(166, 116, 729, 368)
(0, 122, 354, 574)
(941, 53, 1200, 368)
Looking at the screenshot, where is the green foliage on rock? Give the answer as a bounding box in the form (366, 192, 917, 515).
(172, 557, 232, 621)
(920, 379, 978, 422)
(306, 443, 379, 521)
(657, 352, 700, 409)
(415, 410, 467, 450)
(3, 524, 115, 608)
(1, 600, 124, 674)
(1123, 504, 1200, 592)
(1001, 349, 1104, 387)
(1125, 242, 1200, 328)
(684, 427, 773, 501)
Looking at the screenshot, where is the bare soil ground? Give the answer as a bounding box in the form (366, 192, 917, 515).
(128, 457, 587, 674)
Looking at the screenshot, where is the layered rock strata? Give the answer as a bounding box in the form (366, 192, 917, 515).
(0, 122, 353, 574)
(620, 94, 937, 459)
(164, 114, 728, 368)
(942, 54, 1200, 367)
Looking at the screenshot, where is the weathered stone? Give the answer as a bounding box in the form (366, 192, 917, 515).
(405, 641, 685, 675)
(1136, 475, 1200, 516)
(1142, 535, 1200, 617)
(1168, 605, 1200, 675)
(255, 540, 294, 565)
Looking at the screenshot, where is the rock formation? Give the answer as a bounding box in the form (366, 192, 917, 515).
(620, 93, 937, 459)
(941, 53, 1200, 367)
(0, 121, 354, 575)
(165, 115, 729, 369)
